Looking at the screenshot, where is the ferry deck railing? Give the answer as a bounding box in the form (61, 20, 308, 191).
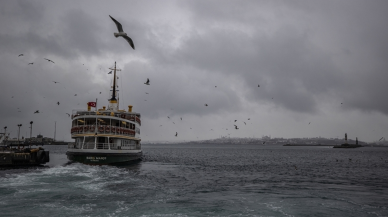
(68, 143, 140, 150)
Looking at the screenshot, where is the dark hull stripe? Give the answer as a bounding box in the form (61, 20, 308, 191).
(66, 151, 142, 165)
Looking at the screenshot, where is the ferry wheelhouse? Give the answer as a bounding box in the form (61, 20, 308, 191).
(66, 62, 142, 165)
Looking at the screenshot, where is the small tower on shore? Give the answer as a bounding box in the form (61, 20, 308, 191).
(345, 133, 348, 144)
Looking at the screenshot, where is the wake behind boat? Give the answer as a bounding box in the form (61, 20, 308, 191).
(66, 62, 142, 165)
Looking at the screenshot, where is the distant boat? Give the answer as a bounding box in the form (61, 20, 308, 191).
(333, 144, 362, 148)
(66, 62, 142, 165)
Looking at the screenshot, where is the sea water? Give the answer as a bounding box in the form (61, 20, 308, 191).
(0, 144, 387, 217)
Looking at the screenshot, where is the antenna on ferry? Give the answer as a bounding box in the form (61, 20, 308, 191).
(108, 62, 121, 111)
(110, 62, 117, 101)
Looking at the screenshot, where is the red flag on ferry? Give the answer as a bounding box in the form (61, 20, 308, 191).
(88, 102, 96, 107)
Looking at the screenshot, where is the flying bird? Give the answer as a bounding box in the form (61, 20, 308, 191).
(34, 110, 39, 114)
(66, 113, 70, 117)
(28, 62, 33, 65)
(44, 58, 55, 63)
(167, 116, 170, 119)
(57, 102, 60, 105)
(18, 54, 23, 57)
(52, 81, 60, 84)
(234, 120, 237, 122)
(109, 15, 135, 49)
(180, 117, 182, 120)
(175, 132, 178, 137)
(234, 125, 239, 130)
(144, 78, 150, 85)
(74, 94, 77, 96)
(258, 84, 260, 87)
(108, 71, 112, 74)
(99, 92, 102, 94)
(145, 92, 149, 94)
(205, 104, 208, 106)
(244, 122, 246, 125)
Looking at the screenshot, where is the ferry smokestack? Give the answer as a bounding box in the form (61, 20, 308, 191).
(128, 105, 133, 112)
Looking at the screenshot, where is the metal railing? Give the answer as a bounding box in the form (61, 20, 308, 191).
(68, 142, 140, 150)
(71, 111, 141, 125)
(70, 125, 136, 136)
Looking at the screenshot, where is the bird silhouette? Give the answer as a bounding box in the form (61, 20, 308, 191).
(234, 120, 237, 122)
(205, 104, 208, 106)
(175, 132, 178, 137)
(108, 71, 112, 74)
(57, 102, 60, 105)
(234, 125, 239, 130)
(44, 58, 55, 63)
(34, 110, 39, 114)
(180, 117, 182, 120)
(258, 84, 260, 87)
(18, 54, 24, 57)
(145, 92, 149, 94)
(109, 15, 135, 49)
(28, 62, 33, 65)
(52, 81, 60, 84)
(74, 94, 77, 96)
(244, 122, 246, 125)
(66, 113, 70, 117)
(167, 116, 170, 119)
(144, 78, 150, 85)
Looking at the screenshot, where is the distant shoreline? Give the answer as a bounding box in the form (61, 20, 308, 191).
(283, 144, 334, 146)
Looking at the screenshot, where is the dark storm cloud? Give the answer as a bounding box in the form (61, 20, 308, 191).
(1, 0, 388, 142)
(175, 0, 388, 115)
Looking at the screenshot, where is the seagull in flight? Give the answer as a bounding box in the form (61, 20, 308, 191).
(18, 54, 23, 57)
(44, 58, 55, 63)
(66, 113, 71, 117)
(234, 125, 239, 130)
(175, 132, 178, 137)
(144, 78, 150, 85)
(57, 102, 60, 105)
(52, 81, 60, 84)
(109, 15, 135, 49)
(108, 71, 112, 74)
(28, 62, 33, 65)
(205, 104, 208, 106)
(34, 110, 39, 114)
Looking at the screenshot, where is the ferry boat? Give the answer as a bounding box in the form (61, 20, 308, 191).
(66, 62, 142, 165)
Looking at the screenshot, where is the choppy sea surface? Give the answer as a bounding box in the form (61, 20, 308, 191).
(0, 144, 387, 217)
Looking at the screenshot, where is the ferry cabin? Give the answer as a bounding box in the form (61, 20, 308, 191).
(69, 106, 141, 151)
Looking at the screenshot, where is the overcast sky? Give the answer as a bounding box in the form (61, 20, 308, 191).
(1, 0, 388, 143)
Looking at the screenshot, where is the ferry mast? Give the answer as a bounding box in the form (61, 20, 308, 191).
(108, 62, 121, 111)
